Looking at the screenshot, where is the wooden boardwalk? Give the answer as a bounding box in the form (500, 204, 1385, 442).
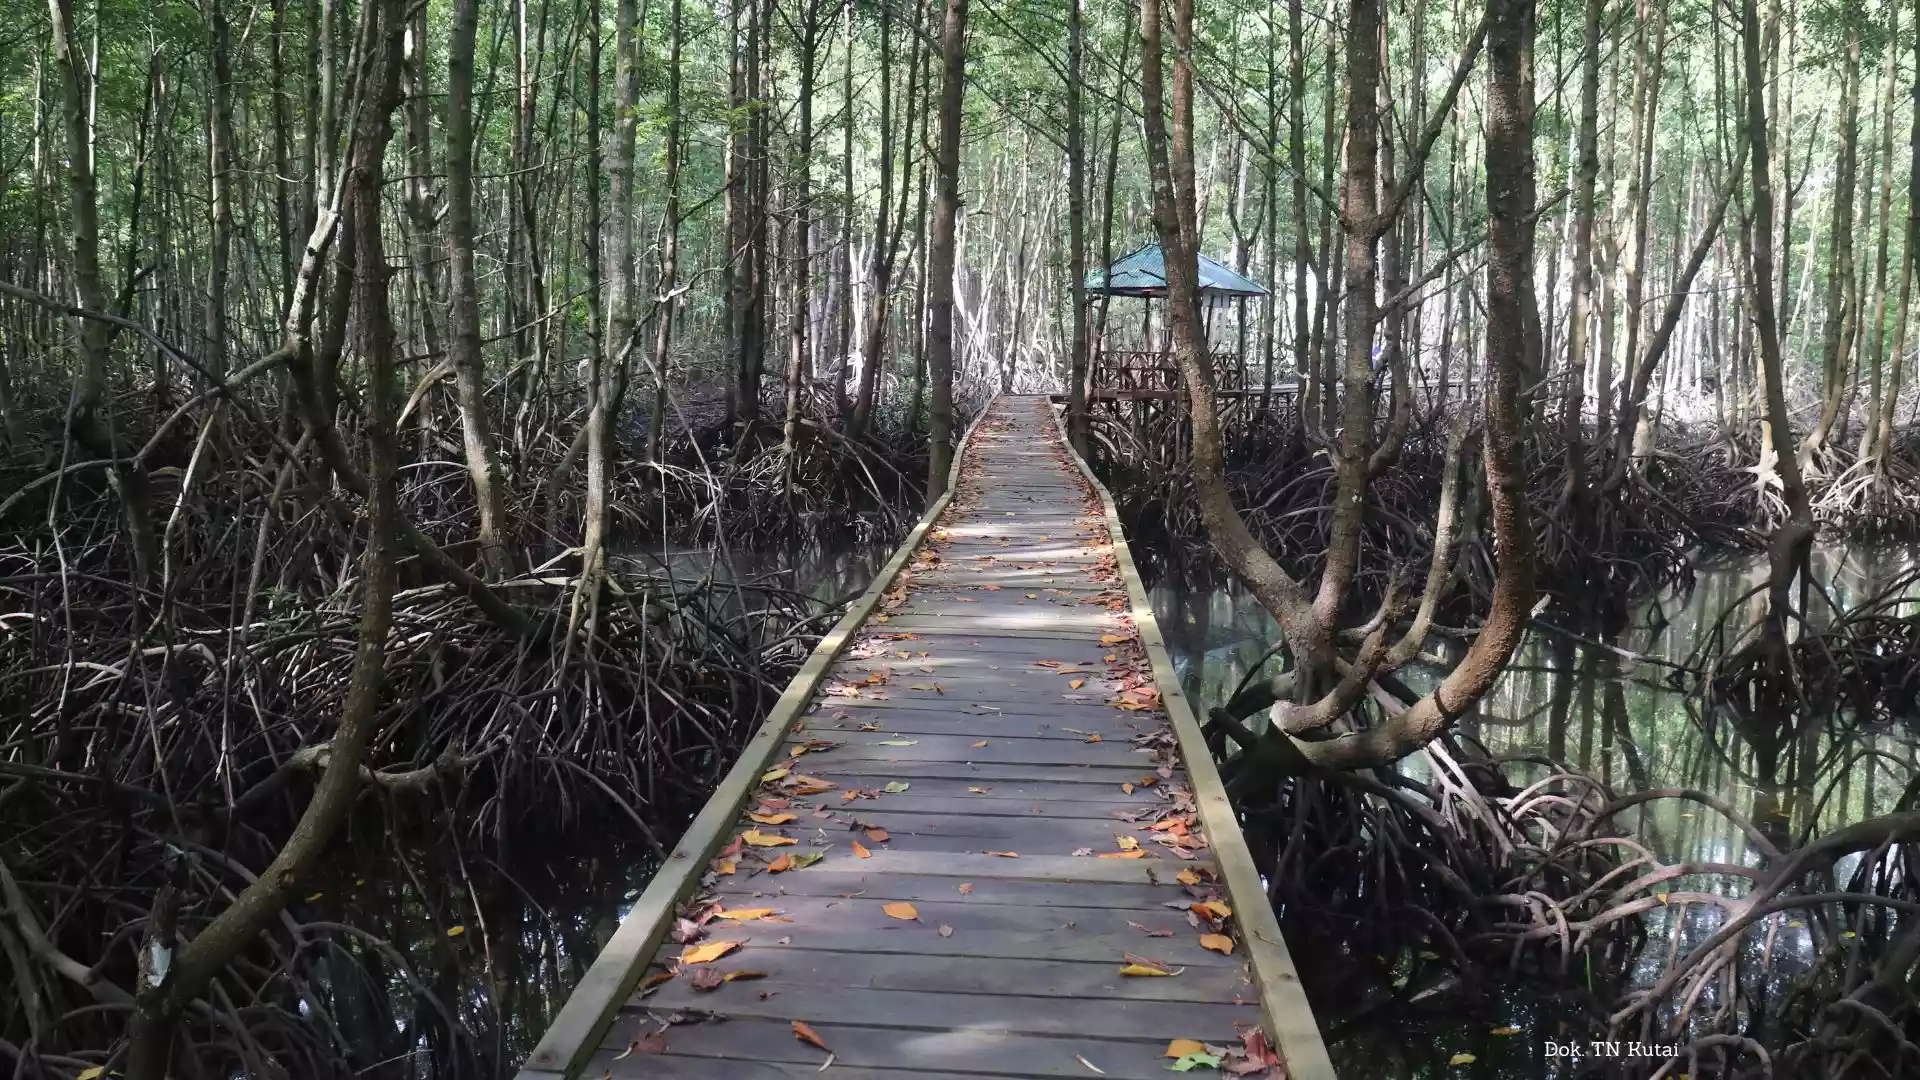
(516, 396, 1332, 1080)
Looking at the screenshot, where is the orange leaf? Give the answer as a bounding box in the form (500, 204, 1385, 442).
(1069, 679, 1086, 690)
(792, 1020, 831, 1052)
(747, 811, 795, 825)
(865, 828, 890, 842)
(1192, 900, 1233, 919)
(722, 970, 767, 983)
(766, 854, 794, 872)
(740, 830, 796, 847)
(713, 908, 775, 921)
(1199, 934, 1235, 955)
(883, 902, 920, 921)
(1165, 1039, 1207, 1058)
(1100, 634, 1126, 645)
(1122, 782, 1135, 794)
(1097, 850, 1146, 859)
(984, 851, 1020, 858)
(958, 882, 974, 894)
(713, 857, 738, 875)
(680, 940, 740, 964)
(1174, 869, 1201, 886)
(1119, 963, 1173, 977)
(853, 840, 872, 859)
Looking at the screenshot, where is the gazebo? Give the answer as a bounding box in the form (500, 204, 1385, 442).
(1082, 243, 1268, 403)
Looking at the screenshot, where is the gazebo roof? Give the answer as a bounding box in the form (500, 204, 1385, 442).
(1085, 242, 1269, 299)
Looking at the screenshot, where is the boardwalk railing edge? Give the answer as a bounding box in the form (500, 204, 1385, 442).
(1050, 404, 1339, 1080)
(513, 413, 986, 1080)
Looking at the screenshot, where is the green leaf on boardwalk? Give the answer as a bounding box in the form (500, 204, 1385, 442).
(883, 781, 910, 793)
(1169, 1053, 1221, 1072)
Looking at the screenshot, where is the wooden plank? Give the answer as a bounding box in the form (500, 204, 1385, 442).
(1050, 404, 1337, 1079)
(708, 870, 1183, 910)
(632, 982, 1257, 1040)
(597, 1014, 1222, 1080)
(510, 420, 987, 1080)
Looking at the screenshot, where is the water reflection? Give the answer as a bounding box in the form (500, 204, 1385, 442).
(1147, 545, 1920, 1078)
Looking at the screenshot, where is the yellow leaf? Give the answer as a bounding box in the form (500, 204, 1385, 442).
(761, 766, 791, 783)
(714, 908, 775, 921)
(1450, 1052, 1477, 1065)
(77, 1069, 106, 1080)
(740, 830, 797, 847)
(305, 892, 324, 902)
(968, 786, 991, 793)
(1788, 920, 1805, 928)
(1199, 934, 1234, 955)
(1192, 901, 1232, 919)
(1122, 783, 1135, 794)
(971, 740, 989, 748)
(723, 970, 767, 982)
(1069, 679, 1086, 689)
(1491, 1025, 1522, 1036)
(1100, 634, 1126, 645)
(748, 811, 796, 825)
(1175, 869, 1201, 886)
(1842, 930, 1859, 939)
(1164, 1039, 1207, 1058)
(1119, 963, 1173, 977)
(984, 851, 1020, 858)
(853, 840, 872, 859)
(883, 902, 920, 921)
(446, 925, 467, 938)
(1116, 835, 1139, 850)
(1097, 850, 1146, 859)
(714, 857, 738, 875)
(680, 940, 741, 964)
(1655, 893, 1670, 904)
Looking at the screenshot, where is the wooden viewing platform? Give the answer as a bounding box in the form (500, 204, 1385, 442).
(515, 396, 1333, 1080)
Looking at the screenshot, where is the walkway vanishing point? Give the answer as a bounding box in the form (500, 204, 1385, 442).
(515, 396, 1335, 1080)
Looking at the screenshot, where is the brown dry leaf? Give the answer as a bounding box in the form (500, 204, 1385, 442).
(1122, 782, 1135, 794)
(792, 1020, 832, 1052)
(1119, 963, 1174, 977)
(740, 830, 797, 848)
(1085, 733, 1102, 743)
(1068, 679, 1086, 690)
(1175, 869, 1201, 886)
(1165, 1039, 1208, 1059)
(852, 840, 872, 859)
(766, 854, 794, 872)
(1097, 850, 1146, 859)
(680, 940, 741, 965)
(784, 775, 837, 795)
(723, 970, 767, 983)
(1193, 900, 1232, 919)
(958, 882, 974, 894)
(714, 908, 775, 921)
(1199, 934, 1235, 955)
(883, 902, 920, 921)
(690, 967, 725, 992)
(865, 828, 890, 842)
(747, 812, 796, 825)
(984, 851, 1020, 858)
(714, 857, 739, 876)
(1100, 634, 1127, 645)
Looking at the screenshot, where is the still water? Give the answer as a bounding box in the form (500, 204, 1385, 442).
(1148, 544, 1920, 1077)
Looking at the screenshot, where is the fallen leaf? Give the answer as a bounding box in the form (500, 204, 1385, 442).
(690, 967, 725, 991)
(984, 851, 1019, 858)
(971, 740, 990, 748)
(1097, 850, 1146, 859)
(1170, 1052, 1222, 1072)
(1165, 1039, 1207, 1058)
(1122, 782, 1135, 794)
(1199, 934, 1235, 954)
(1100, 634, 1127, 645)
(1175, 869, 1202, 886)
(1076, 1053, 1107, 1074)
(741, 830, 797, 848)
(958, 882, 974, 894)
(1119, 963, 1174, 977)
(767, 854, 794, 872)
(853, 840, 872, 858)
(884, 781, 911, 793)
(680, 940, 741, 965)
(1116, 835, 1139, 850)
(938, 924, 954, 937)
(714, 908, 776, 921)
(446, 925, 467, 938)
(789, 852, 824, 869)
(883, 902, 920, 921)
(1192, 900, 1232, 919)
(748, 811, 796, 825)
(968, 786, 991, 793)
(875, 738, 918, 747)
(1069, 679, 1086, 689)
(723, 970, 767, 982)
(615, 1032, 668, 1056)
(1450, 1052, 1477, 1065)
(793, 1020, 832, 1052)
(1491, 1025, 1522, 1036)
(865, 828, 890, 842)
(762, 766, 791, 783)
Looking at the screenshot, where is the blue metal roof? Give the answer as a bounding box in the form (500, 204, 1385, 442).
(1085, 242, 1269, 298)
